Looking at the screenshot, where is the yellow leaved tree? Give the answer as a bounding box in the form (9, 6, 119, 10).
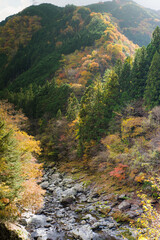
(0, 101, 44, 220)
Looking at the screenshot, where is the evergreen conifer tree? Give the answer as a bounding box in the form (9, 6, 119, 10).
(144, 51, 160, 109)
(130, 46, 148, 99)
(118, 57, 132, 101)
(78, 85, 96, 153)
(151, 26, 160, 51)
(103, 69, 120, 113)
(0, 120, 22, 210)
(66, 93, 79, 121)
(78, 71, 120, 154)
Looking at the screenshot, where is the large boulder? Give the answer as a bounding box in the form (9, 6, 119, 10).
(60, 188, 77, 205)
(50, 173, 61, 181)
(118, 201, 131, 210)
(71, 225, 93, 240)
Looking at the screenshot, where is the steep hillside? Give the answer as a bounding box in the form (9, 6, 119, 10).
(0, 3, 137, 92)
(0, 4, 108, 91)
(0, 3, 137, 118)
(55, 12, 136, 95)
(87, 0, 160, 46)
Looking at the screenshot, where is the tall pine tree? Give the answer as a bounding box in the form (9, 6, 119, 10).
(144, 51, 160, 109)
(0, 120, 22, 211)
(130, 46, 148, 99)
(118, 57, 132, 101)
(151, 26, 160, 52)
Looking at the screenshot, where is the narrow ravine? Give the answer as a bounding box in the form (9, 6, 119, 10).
(21, 166, 141, 240)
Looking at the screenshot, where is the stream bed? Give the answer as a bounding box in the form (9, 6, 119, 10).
(21, 166, 140, 240)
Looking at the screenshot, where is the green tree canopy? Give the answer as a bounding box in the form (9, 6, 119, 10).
(144, 51, 160, 109)
(66, 92, 79, 121)
(131, 46, 148, 99)
(0, 120, 22, 211)
(78, 70, 120, 154)
(151, 26, 160, 51)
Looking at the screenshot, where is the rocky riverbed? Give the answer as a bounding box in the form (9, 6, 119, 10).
(20, 166, 142, 240)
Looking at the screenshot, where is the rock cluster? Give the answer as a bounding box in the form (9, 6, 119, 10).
(21, 166, 141, 240)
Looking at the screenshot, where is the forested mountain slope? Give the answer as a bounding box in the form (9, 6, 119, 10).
(0, 4, 96, 91)
(54, 12, 136, 92)
(0, 3, 136, 91)
(87, 0, 160, 46)
(0, 3, 137, 118)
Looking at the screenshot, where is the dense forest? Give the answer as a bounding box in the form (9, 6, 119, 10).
(1, 1, 160, 239)
(88, 0, 160, 46)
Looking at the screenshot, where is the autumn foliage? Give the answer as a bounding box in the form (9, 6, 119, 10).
(0, 15, 41, 59)
(55, 12, 137, 90)
(109, 163, 128, 181)
(0, 101, 44, 220)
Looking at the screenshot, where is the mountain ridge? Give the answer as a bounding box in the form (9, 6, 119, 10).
(87, 0, 160, 46)
(0, 3, 137, 92)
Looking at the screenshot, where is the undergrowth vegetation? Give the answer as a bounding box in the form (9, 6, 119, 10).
(0, 101, 44, 221)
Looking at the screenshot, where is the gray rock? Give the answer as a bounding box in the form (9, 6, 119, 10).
(91, 220, 109, 230)
(48, 186, 56, 192)
(92, 222, 101, 230)
(63, 178, 74, 186)
(99, 219, 117, 229)
(64, 188, 76, 197)
(31, 227, 47, 239)
(130, 204, 141, 211)
(60, 188, 77, 205)
(41, 176, 48, 182)
(40, 181, 49, 189)
(28, 215, 47, 228)
(44, 223, 51, 228)
(73, 183, 84, 193)
(126, 210, 138, 218)
(83, 214, 96, 222)
(101, 193, 117, 201)
(27, 172, 132, 240)
(118, 194, 127, 200)
(48, 183, 56, 191)
(79, 194, 87, 202)
(126, 209, 143, 218)
(61, 195, 75, 205)
(100, 229, 123, 240)
(46, 217, 52, 222)
(107, 222, 117, 229)
(51, 173, 60, 181)
(55, 187, 63, 198)
(71, 225, 93, 240)
(118, 200, 131, 210)
(75, 206, 83, 213)
(56, 209, 65, 218)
